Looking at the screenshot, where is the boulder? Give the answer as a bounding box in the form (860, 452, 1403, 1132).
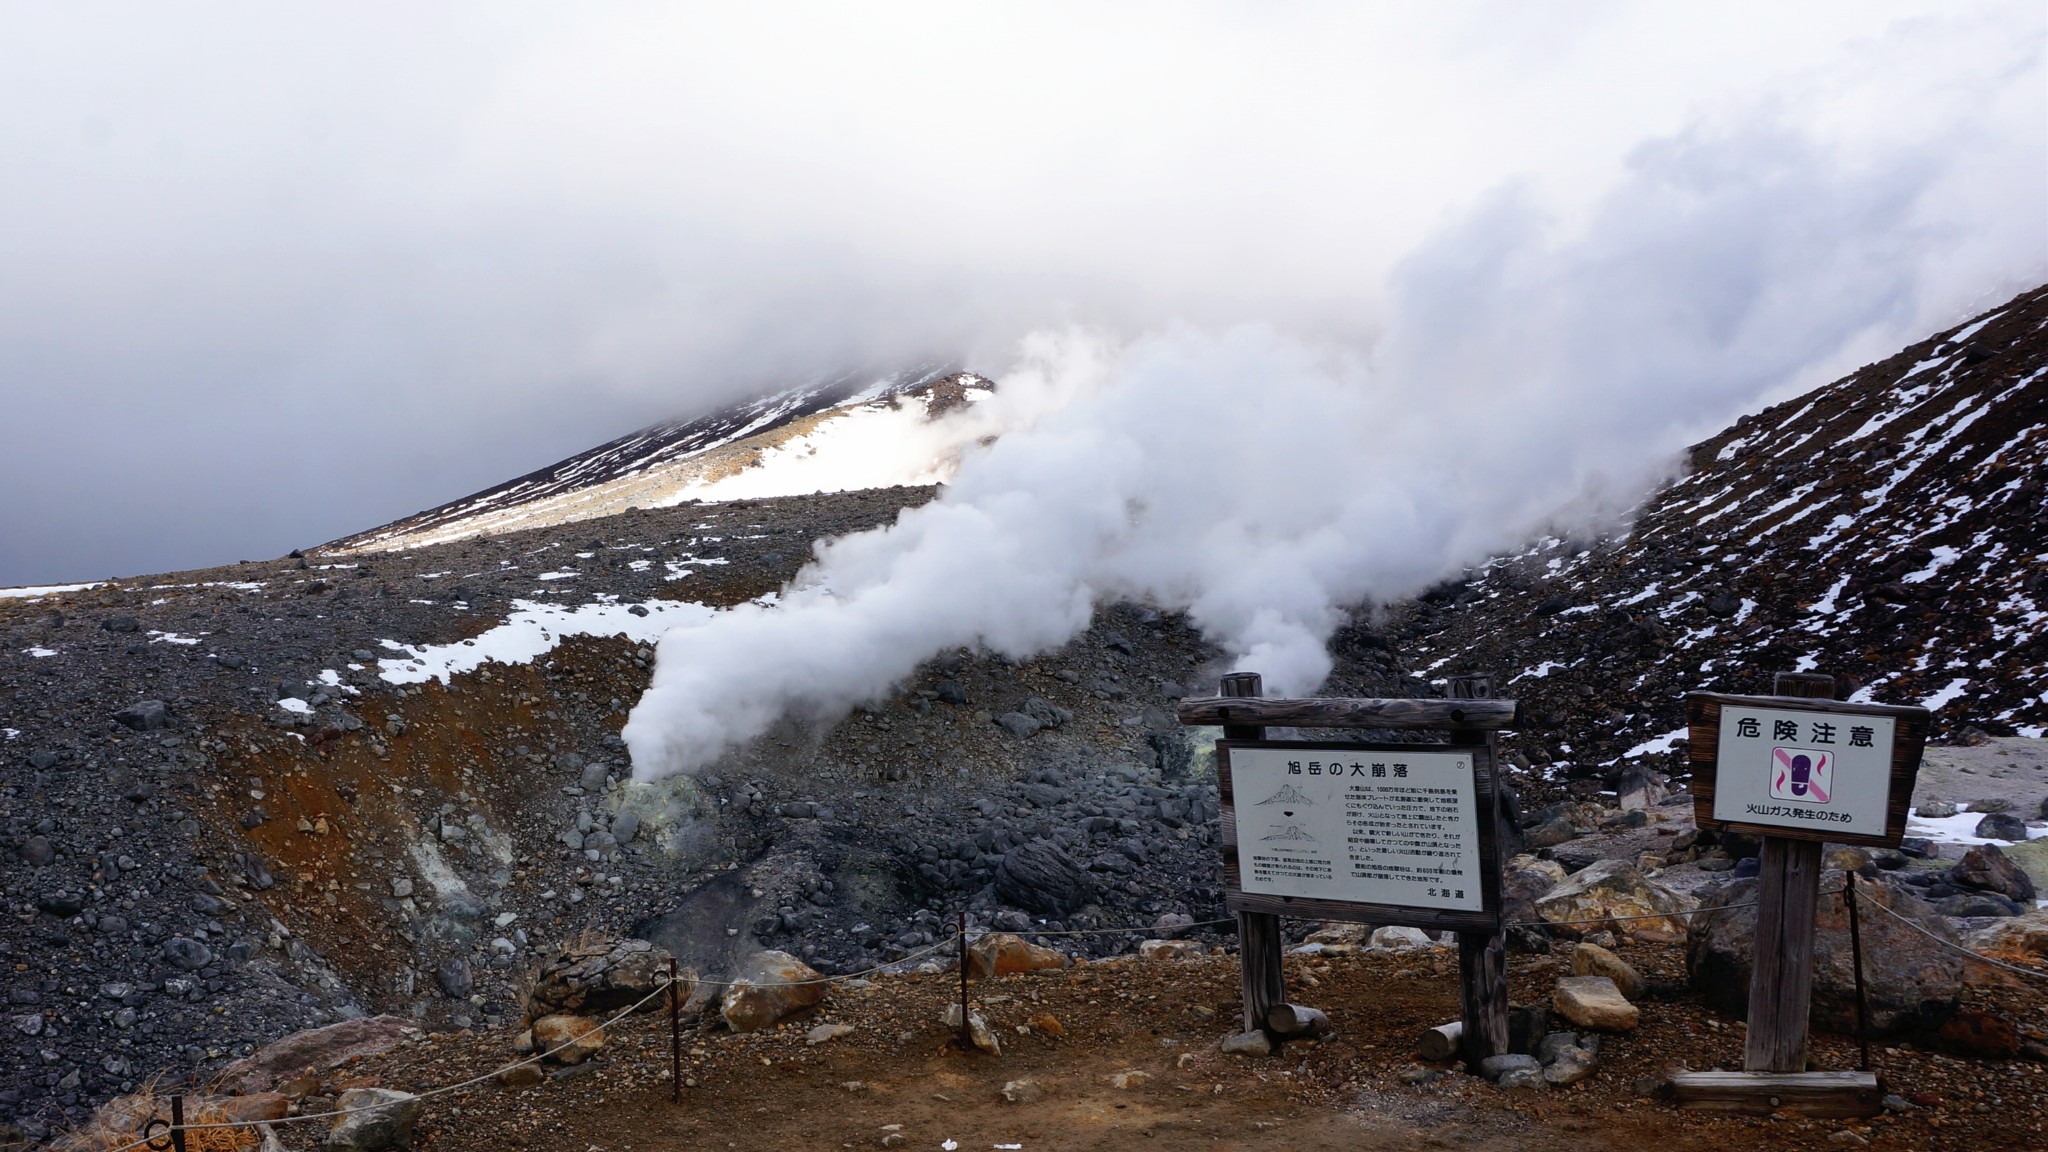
(1220, 1030, 1271, 1057)
(1949, 844, 2036, 902)
(326, 1088, 422, 1151)
(1973, 812, 2029, 841)
(531, 1014, 606, 1065)
(1367, 926, 1443, 951)
(1543, 1044, 1599, 1086)
(526, 936, 687, 1020)
(720, 950, 828, 1033)
(967, 932, 1071, 977)
(1136, 938, 1204, 962)
(995, 841, 1092, 914)
(113, 700, 168, 732)
(1999, 838, 2048, 892)
(1479, 1053, 1540, 1081)
(1963, 909, 2048, 976)
(1552, 976, 1639, 1032)
(217, 1015, 409, 1094)
(1571, 942, 1645, 1000)
(1534, 859, 1698, 943)
(1686, 874, 1966, 1036)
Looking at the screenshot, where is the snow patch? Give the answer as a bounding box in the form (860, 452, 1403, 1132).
(0, 581, 105, 600)
(376, 598, 715, 684)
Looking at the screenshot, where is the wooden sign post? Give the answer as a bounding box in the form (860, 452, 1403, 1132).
(1670, 671, 1931, 1116)
(1179, 673, 1514, 1065)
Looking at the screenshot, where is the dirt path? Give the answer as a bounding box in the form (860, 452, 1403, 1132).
(249, 945, 2048, 1152)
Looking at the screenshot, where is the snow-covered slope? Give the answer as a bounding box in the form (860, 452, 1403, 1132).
(1374, 283, 2048, 781)
(327, 368, 993, 553)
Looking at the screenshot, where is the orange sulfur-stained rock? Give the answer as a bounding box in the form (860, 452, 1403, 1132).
(966, 933, 1071, 979)
(720, 950, 829, 1033)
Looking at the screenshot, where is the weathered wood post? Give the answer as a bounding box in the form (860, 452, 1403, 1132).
(1744, 671, 1834, 1072)
(1220, 671, 1286, 1039)
(1449, 674, 1509, 1066)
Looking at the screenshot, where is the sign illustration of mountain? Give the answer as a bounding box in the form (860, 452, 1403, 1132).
(1770, 746, 1832, 803)
(1260, 823, 1318, 842)
(1256, 783, 1315, 806)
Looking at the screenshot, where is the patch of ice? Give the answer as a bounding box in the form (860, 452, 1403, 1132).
(536, 570, 579, 581)
(148, 631, 203, 645)
(1908, 808, 2048, 846)
(2, 728, 18, 740)
(1622, 727, 1688, 759)
(1512, 661, 1566, 682)
(276, 697, 314, 715)
(1919, 678, 1971, 711)
(1901, 546, 1960, 584)
(376, 598, 715, 684)
(23, 647, 58, 658)
(0, 581, 105, 599)
(1808, 575, 1852, 615)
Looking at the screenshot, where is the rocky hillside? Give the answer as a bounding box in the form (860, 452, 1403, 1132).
(1377, 283, 2048, 791)
(5, 283, 2045, 1142)
(325, 368, 988, 553)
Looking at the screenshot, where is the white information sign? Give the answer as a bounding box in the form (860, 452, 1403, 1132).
(1229, 746, 1483, 912)
(1710, 704, 1896, 836)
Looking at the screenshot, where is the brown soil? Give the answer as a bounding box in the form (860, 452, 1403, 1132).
(263, 947, 2048, 1152)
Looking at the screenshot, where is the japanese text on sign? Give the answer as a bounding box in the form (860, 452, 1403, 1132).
(1711, 704, 1896, 837)
(1229, 746, 1484, 911)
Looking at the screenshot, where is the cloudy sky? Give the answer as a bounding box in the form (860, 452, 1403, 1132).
(1, 2, 2042, 587)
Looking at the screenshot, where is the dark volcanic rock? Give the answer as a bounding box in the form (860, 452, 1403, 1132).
(996, 841, 1092, 914)
(113, 699, 168, 731)
(1950, 844, 2036, 902)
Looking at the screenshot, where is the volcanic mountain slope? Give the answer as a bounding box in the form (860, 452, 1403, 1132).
(1374, 282, 2048, 789)
(327, 367, 989, 553)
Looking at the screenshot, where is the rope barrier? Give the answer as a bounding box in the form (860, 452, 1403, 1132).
(100, 932, 969, 1152)
(1858, 889, 2048, 982)
(86, 875, 2046, 1150)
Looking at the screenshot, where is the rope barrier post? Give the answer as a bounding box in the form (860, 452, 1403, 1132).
(669, 956, 683, 1105)
(1845, 871, 1871, 1073)
(958, 909, 971, 1050)
(170, 1093, 186, 1152)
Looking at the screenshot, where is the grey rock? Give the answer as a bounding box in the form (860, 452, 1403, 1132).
(36, 892, 84, 917)
(934, 680, 968, 705)
(113, 700, 168, 731)
(1935, 891, 2023, 917)
(326, 1088, 422, 1150)
(1219, 1030, 1271, 1056)
(1536, 1031, 1581, 1065)
(436, 958, 472, 999)
(27, 750, 57, 770)
(1950, 843, 2036, 901)
(1497, 1067, 1547, 1090)
(1917, 799, 1959, 818)
(995, 841, 1092, 914)
(102, 615, 141, 633)
(1543, 1045, 1598, 1085)
(611, 812, 640, 844)
(20, 836, 54, 867)
(1480, 1053, 1541, 1080)
(995, 712, 1043, 739)
(1523, 815, 1577, 849)
(162, 937, 213, 971)
(1972, 812, 2030, 842)
(579, 763, 609, 792)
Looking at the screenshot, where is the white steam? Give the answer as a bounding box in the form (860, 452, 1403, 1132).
(624, 91, 2047, 780)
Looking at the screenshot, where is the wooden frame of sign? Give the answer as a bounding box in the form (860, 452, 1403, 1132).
(1216, 739, 1504, 933)
(1686, 691, 1931, 849)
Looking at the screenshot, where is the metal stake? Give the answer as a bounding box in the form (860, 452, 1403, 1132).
(958, 910, 971, 1050)
(170, 1093, 187, 1152)
(1845, 870, 1872, 1073)
(669, 956, 683, 1104)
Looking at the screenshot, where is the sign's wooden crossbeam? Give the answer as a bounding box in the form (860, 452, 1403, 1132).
(1176, 695, 1518, 731)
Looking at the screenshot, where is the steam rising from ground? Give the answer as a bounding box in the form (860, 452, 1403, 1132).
(624, 91, 2042, 778)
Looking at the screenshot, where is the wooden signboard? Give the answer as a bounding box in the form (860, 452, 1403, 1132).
(1218, 740, 1503, 933)
(1687, 691, 1931, 849)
